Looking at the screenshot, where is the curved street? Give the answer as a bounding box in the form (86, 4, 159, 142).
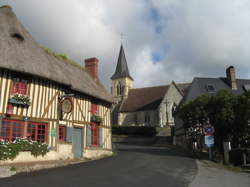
(0, 144, 197, 187)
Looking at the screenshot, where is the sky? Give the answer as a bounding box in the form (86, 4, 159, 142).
(1, 0, 250, 89)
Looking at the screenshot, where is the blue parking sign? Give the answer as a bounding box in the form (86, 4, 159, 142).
(205, 135, 214, 147)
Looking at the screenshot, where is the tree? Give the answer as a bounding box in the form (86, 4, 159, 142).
(233, 91, 250, 147)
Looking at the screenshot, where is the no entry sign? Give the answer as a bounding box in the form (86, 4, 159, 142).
(204, 125, 215, 136)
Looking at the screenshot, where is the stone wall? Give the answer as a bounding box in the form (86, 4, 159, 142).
(119, 110, 159, 126)
(84, 149, 112, 159)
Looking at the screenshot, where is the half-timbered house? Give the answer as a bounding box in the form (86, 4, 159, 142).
(0, 6, 113, 160)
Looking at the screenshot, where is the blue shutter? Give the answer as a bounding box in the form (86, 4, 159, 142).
(86, 125, 92, 146)
(66, 127, 73, 143)
(99, 127, 103, 148)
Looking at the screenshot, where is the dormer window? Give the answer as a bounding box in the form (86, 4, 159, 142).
(12, 78, 28, 95)
(206, 84, 216, 92)
(11, 33, 24, 41)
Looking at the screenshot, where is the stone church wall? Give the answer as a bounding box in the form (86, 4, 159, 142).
(159, 83, 183, 127)
(119, 110, 159, 126)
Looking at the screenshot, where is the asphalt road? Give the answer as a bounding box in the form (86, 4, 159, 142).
(0, 144, 197, 187)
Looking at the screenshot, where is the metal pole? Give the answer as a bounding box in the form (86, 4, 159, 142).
(209, 147, 212, 161)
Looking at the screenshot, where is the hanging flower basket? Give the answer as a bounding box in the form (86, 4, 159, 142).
(91, 115, 103, 123)
(8, 94, 31, 107)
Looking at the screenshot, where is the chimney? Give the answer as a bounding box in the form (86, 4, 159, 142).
(85, 57, 99, 81)
(226, 66, 237, 90)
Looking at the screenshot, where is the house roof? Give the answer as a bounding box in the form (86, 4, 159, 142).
(120, 85, 169, 112)
(172, 82, 191, 96)
(182, 77, 250, 103)
(111, 44, 133, 80)
(0, 6, 113, 104)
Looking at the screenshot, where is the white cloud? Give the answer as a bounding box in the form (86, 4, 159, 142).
(1, 0, 250, 89)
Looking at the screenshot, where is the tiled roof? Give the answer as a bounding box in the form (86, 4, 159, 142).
(183, 77, 250, 103)
(120, 85, 169, 112)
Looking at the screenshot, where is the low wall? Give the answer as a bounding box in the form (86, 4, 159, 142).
(112, 135, 156, 144)
(84, 149, 112, 159)
(0, 144, 73, 165)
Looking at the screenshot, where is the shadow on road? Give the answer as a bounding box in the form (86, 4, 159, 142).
(114, 143, 194, 159)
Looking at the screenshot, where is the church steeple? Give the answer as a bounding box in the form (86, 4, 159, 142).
(111, 44, 134, 103)
(111, 44, 133, 81)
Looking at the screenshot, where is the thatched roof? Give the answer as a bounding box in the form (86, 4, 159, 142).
(0, 6, 113, 103)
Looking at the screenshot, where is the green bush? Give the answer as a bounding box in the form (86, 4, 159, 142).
(0, 138, 49, 160)
(112, 126, 157, 136)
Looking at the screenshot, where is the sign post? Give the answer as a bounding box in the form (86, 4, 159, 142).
(204, 125, 215, 161)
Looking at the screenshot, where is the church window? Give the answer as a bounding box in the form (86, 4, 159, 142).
(134, 113, 138, 125)
(117, 82, 123, 96)
(145, 113, 150, 124)
(171, 103, 177, 117)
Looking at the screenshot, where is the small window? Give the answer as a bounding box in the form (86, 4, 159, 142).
(11, 33, 24, 41)
(12, 78, 28, 95)
(59, 125, 66, 142)
(206, 84, 216, 92)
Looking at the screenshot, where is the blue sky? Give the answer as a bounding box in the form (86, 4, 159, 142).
(1, 0, 250, 88)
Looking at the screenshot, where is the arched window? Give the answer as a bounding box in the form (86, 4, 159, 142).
(117, 82, 123, 96)
(171, 103, 177, 117)
(145, 112, 150, 125)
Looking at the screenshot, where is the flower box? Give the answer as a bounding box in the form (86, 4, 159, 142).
(91, 115, 103, 123)
(8, 94, 31, 107)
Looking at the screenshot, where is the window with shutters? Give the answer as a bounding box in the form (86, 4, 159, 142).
(0, 119, 24, 142)
(12, 78, 29, 95)
(59, 125, 66, 142)
(27, 122, 48, 143)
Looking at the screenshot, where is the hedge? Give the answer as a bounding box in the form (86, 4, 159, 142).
(112, 126, 157, 136)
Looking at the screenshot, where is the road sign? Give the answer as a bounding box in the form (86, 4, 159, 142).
(204, 125, 215, 136)
(205, 135, 214, 147)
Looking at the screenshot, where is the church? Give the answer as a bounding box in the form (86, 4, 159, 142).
(111, 44, 190, 130)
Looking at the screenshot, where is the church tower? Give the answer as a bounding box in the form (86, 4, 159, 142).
(111, 44, 133, 103)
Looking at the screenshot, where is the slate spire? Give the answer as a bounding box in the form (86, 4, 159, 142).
(111, 44, 133, 80)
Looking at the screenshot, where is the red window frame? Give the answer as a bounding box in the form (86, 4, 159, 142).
(0, 119, 24, 142)
(12, 78, 29, 95)
(91, 123, 99, 146)
(59, 125, 66, 142)
(27, 122, 48, 143)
